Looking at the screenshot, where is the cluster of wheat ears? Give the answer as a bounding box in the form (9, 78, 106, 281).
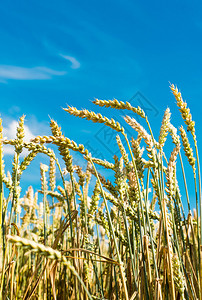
(0, 84, 201, 300)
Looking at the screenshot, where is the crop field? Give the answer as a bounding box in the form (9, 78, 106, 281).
(0, 84, 201, 299)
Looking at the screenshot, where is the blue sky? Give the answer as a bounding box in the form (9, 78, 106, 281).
(1, 0, 202, 208)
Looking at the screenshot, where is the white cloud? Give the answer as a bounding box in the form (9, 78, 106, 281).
(60, 54, 80, 69)
(0, 65, 66, 82)
(2, 145, 14, 156)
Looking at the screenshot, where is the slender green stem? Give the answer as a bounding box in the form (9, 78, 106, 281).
(193, 139, 202, 245)
(96, 223, 104, 295)
(145, 169, 160, 282)
(42, 172, 47, 245)
(122, 200, 138, 292)
(55, 159, 74, 242)
(123, 132, 146, 231)
(179, 152, 191, 211)
(137, 203, 150, 300)
(89, 157, 129, 300)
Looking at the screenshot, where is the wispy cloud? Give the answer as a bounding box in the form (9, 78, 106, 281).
(0, 65, 66, 82)
(60, 54, 80, 69)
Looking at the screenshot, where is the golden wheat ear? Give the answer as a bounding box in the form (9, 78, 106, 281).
(92, 98, 146, 118)
(63, 105, 125, 132)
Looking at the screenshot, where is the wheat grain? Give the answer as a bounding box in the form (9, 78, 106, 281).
(170, 84, 195, 137)
(92, 98, 145, 118)
(158, 108, 171, 149)
(179, 126, 196, 170)
(64, 106, 124, 133)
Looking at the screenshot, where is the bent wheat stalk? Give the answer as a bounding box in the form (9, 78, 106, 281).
(7, 235, 93, 300)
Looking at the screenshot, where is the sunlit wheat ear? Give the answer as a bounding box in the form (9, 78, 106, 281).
(25, 186, 35, 208)
(2, 171, 12, 189)
(128, 170, 140, 205)
(124, 115, 158, 172)
(85, 162, 91, 182)
(59, 144, 73, 173)
(22, 187, 35, 221)
(113, 156, 127, 201)
(49, 157, 56, 192)
(168, 123, 181, 146)
(90, 157, 114, 170)
(49, 119, 74, 174)
(165, 143, 180, 201)
(172, 253, 186, 299)
(179, 126, 196, 172)
(83, 260, 90, 283)
(158, 107, 171, 149)
(11, 153, 21, 204)
(47, 190, 65, 204)
(31, 135, 89, 157)
(88, 180, 100, 223)
(15, 115, 26, 154)
(74, 181, 83, 200)
(124, 116, 153, 147)
(87, 165, 118, 197)
(24, 142, 56, 160)
(50, 119, 63, 137)
(63, 105, 124, 133)
(75, 165, 86, 186)
(131, 137, 144, 179)
(92, 98, 145, 118)
(74, 168, 86, 229)
(170, 84, 195, 137)
(97, 202, 110, 238)
(6, 234, 84, 271)
(40, 163, 48, 191)
(102, 189, 119, 208)
(19, 152, 38, 177)
(116, 135, 130, 171)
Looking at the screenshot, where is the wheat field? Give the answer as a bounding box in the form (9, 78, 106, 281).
(0, 84, 201, 299)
